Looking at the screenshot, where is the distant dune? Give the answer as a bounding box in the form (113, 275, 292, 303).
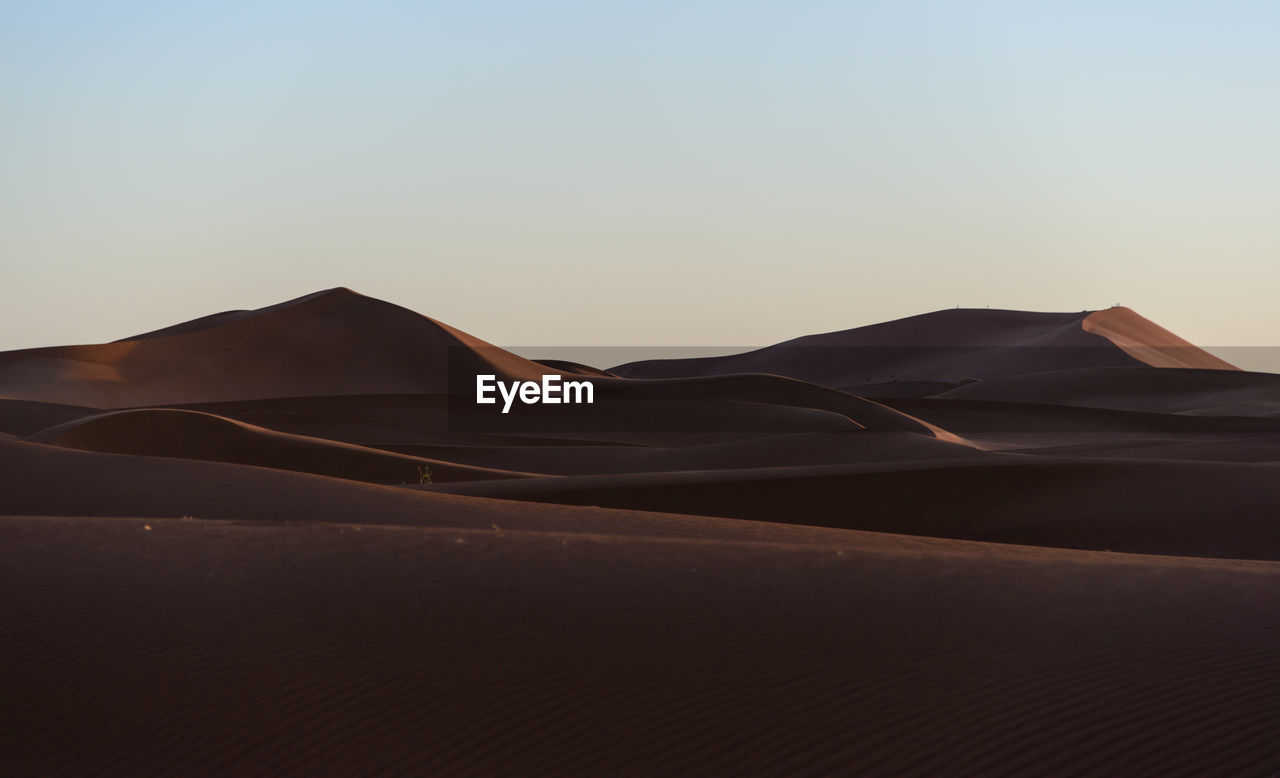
(0, 288, 549, 407)
(4, 291, 1279, 776)
(611, 306, 1238, 391)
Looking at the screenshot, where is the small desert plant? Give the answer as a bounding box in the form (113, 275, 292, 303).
(418, 464, 433, 484)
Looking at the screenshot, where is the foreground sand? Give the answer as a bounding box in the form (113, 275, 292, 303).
(5, 516, 1280, 776)
(3, 289, 1279, 775)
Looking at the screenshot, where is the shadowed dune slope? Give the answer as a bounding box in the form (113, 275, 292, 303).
(433, 456, 1280, 560)
(161, 376, 959, 447)
(0, 436, 953, 546)
(27, 408, 522, 484)
(876, 397, 1280, 437)
(1012, 434, 1280, 463)
(380, 430, 987, 476)
(4, 515, 1280, 777)
(936, 366, 1280, 416)
(0, 397, 102, 436)
(583, 373, 953, 437)
(0, 288, 550, 408)
(612, 307, 1236, 389)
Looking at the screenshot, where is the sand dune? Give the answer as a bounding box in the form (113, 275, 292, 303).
(1083, 306, 1240, 370)
(4, 290, 1277, 775)
(431, 456, 1280, 559)
(875, 396, 1280, 449)
(378, 430, 985, 476)
(936, 365, 1280, 416)
(5, 515, 1280, 776)
(0, 397, 101, 436)
(157, 378, 952, 449)
(1013, 434, 1280, 463)
(0, 288, 549, 407)
(612, 306, 1236, 389)
(27, 408, 521, 483)
(0, 435, 986, 546)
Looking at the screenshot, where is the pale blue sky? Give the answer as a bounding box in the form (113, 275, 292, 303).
(2, 1, 1277, 363)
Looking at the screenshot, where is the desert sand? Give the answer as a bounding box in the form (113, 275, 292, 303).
(4, 288, 1280, 776)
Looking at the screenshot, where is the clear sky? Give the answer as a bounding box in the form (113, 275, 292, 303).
(3, 1, 1277, 364)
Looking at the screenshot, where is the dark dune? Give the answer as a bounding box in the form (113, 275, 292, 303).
(27, 408, 522, 483)
(884, 396, 1227, 435)
(0, 396, 102, 436)
(1011, 434, 1280, 463)
(0, 288, 550, 407)
(4, 290, 1279, 775)
(379, 429, 985, 476)
(612, 306, 1236, 388)
(0, 435, 988, 546)
(431, 456, 1280, 559)
(936, 365, 1280, 416)
(159, 377, 949, 448)
(5, 516, 1280, 777)
(840, 378, 971, 397)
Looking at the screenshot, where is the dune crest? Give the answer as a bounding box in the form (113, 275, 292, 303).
(1083, 306, 1238, 370)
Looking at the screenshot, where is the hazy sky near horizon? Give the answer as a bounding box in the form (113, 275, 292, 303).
(3, 1, 1278, 360)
